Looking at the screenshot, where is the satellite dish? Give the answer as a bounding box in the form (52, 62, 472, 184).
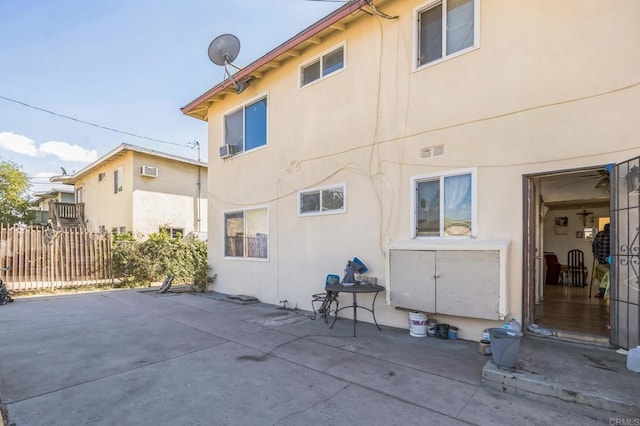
(207, 33, 249, 94)
(208, 34, 241, 66)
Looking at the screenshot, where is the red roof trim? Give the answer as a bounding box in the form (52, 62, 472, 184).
(181, 0, 368, 116)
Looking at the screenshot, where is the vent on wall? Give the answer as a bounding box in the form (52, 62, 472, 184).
(140, 166, 158, 177)
(420, 144, 445, 158)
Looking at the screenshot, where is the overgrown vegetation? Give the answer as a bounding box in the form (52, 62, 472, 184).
(112, 231, 215, 290)
(0, 159, 34, 225)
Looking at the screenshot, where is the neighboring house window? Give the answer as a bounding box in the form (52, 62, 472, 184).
(98, 172, 106, 182)
(412, 169, 476, 237)
(111, 227, 126, 235)
(416, 0, 476, 67)
(224, 207, 268, 259)
(76, 187, 83, 203)
(114, 167, 123, 193)
(99, 225, 106, 234)
(298, 184, 346, 216)
(300, 44, 345, 87)
(160, 227, 184, 239)
(224, 96, 267, 154)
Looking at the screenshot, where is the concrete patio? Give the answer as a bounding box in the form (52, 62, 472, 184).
(0, 289, 636, 425)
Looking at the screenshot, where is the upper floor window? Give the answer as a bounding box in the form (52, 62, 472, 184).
(224, 207, 268, 259)
(98, 172, 106, 182)
(114, 167, 123, 193)
(224, 96, 267, 154)
(300, 44, 345, 87)
(411, 168, 476, 237)
(416, 0, 477, 68)
(298, 184, 346, 216)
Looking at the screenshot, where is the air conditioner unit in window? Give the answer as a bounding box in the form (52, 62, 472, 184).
(219, 144, 237, 159)
(140, 166, 158, 177)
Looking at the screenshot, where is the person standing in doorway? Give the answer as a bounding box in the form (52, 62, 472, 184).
(592, 223, 610, 298)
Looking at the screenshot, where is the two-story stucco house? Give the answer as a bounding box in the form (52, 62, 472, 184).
(52, 143, 207, 238)
(182, 0, 639, 348)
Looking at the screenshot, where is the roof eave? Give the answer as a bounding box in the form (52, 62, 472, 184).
(181, 0, 369, 120)
(49, 143, 207, 184)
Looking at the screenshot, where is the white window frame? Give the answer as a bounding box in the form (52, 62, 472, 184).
(298, 42, 347, 89)
(222, 206, 269, 261)
(221, 92, 269, 158)
(413, 0, 480, 71)
(297, 183, 347, 217)
(410, 168, 477, 238)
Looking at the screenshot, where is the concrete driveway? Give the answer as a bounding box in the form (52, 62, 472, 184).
(0, 289, 610, 425)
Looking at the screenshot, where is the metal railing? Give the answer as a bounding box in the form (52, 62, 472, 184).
(49, 201, 85, 230)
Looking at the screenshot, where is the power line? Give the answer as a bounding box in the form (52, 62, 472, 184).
(0, 95, 187, 148)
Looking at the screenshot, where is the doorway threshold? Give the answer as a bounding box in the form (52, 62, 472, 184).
(525, 329, 612, 348)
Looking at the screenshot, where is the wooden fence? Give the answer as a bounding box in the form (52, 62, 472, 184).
(0, 224, 114, 291)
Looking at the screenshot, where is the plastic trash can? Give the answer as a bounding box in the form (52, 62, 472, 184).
(488, 328, 523, 368)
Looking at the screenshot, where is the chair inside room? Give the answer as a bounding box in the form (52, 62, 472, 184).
(544, 254, 562, 285)
(566, 249, 586, 287)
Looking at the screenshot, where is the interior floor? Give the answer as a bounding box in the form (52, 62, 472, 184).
(535, 283, 609, 337)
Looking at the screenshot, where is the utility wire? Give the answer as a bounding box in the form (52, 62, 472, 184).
(0, 95, 187, 148)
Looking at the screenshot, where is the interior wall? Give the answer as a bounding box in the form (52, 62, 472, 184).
(543, 206, 610, 282)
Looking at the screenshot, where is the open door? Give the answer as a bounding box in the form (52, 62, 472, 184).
(610, 158, 640, 349)
(524, 167, 612, 343)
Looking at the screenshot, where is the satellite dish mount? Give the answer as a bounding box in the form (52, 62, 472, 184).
(208, 34, 248, 94)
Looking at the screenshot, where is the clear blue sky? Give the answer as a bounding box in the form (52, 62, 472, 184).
(0, 0, 342, 194)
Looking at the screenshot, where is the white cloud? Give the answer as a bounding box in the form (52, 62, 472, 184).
(0, 132, 39, 156)
(34, 171, 57, 179)
(40, 141, 97, 163)
(0, 132, 97, 164)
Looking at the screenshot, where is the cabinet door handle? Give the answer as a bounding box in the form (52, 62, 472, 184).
(433, 274, 440, 279)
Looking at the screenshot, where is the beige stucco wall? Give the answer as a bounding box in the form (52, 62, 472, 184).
(203, 0, 640, 340)
(77, 151, 134, 233)
(131, 152, 207, 237)
(132, 191, 208, 237)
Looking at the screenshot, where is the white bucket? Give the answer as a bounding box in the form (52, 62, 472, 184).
(409, 312, 428, 337)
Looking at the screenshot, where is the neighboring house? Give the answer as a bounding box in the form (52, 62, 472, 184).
(51, 143, 207, 238)
(30, 187, 75, 225)
(182, 0, 639, 348)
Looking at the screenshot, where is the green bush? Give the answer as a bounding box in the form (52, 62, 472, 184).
(112, 232, 215, 290)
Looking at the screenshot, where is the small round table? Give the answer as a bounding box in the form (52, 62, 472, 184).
(325, 284, 385, 337)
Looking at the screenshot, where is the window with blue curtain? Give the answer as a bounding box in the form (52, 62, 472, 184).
(244, 98, 267, 151)
(224, 97, 267, 154)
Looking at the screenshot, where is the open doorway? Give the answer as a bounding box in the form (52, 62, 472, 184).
(525, 167, 611, 342)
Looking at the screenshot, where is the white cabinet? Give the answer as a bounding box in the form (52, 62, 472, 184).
(389, 250, 436, 313)
(387, 240, 509, 320)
